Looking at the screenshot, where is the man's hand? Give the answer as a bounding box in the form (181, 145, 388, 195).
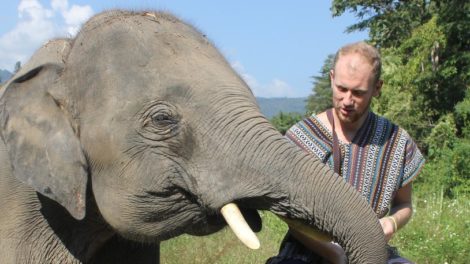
(382, 183, 414, 243)
(289, 228, 347, 264)
(379, 216, 396, 242)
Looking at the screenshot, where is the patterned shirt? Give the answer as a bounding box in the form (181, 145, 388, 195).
(285, 110, 424, 217)
(267, 110, 425, 264)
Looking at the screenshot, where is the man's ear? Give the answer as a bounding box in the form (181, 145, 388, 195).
(0, 64, 88, 220)
(374, 80, 383, 97)
(330, 69, 335, 89)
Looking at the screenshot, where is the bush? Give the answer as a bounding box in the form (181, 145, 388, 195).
(422, 115, 470, 197)
(269, 112, 303, 135)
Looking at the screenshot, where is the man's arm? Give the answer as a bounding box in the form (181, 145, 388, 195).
(289, 228, 347, 264)
(379, 183, 413, 242)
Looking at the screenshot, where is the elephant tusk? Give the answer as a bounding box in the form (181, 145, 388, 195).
(220, 203, 260, 250)
(278, 215, 333, 242)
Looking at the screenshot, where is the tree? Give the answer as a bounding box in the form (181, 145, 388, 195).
(454, 91, 470, 138)
(270, 112, 303, 135)
(331, 0, 433, 48)
(332, 0, 470, 197)
(306, 54, 334, 115)
(372, 16, 446, 143)
(14, 61, 21, 74)
(333, 0, 469, 145)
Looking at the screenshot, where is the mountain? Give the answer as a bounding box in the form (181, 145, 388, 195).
(0, 69, 12, 84)
(255, 97, 307, 119)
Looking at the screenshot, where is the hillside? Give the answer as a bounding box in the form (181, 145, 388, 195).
(0, 69, 12, 84)
(256, 97, 307, 118)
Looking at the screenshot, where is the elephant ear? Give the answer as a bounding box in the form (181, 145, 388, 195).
(0, 63, 88, 220)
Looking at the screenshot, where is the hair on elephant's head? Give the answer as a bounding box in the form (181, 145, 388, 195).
(0, 10, 386, 263)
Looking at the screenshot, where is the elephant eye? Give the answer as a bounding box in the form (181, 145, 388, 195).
(140, 101, 180, 139)
(151, 113, 175, 127)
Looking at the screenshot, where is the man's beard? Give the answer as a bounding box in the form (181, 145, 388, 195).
(333, 101, 371, 126)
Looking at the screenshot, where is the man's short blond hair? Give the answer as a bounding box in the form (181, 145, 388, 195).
(333, 41, 382, 85)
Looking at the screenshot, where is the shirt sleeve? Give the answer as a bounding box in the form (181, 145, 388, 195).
(401, 138, 425, 187)
(284, 118, 330, 163)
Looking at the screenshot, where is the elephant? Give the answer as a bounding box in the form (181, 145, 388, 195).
(0, 10, 387, 263)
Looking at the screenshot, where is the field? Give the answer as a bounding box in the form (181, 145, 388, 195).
(393, 190, 469, 263)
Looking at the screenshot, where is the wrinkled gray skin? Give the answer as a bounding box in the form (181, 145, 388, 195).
(0, 10, 387, 263)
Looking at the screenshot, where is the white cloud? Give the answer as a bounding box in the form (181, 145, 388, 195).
(231, 60, 301, 98)
(52, 0, 93, 35)
(19, 0, 54, 20)
(51, 0, 67, 11)
(0, 0, 93, 71)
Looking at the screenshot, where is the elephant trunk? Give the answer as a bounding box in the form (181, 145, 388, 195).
(220, 121, 387, 263)
(269, 150, 387, 263)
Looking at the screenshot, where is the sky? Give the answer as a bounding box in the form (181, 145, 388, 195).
(0, 0, 368, 98)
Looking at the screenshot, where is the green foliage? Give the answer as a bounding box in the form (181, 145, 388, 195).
(306, 54, 333, 115)
(435, 1, 470, 86)
(372, 13, 469, 148)
(269, 112, 303, 135)
(422, 113, 470, 197)
(419, 141, 470, 198)
(331, 0, 432, 48)
(345, 0, 470, 144)
(449, 140, 470, 195)
(425, 114, 457, 159)
(372, 16, 447, 144)
(454, 90, 470, 138)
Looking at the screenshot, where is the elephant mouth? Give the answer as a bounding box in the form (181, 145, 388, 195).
(184, 203, 262, 249)
(187, 203, 332, 250)
(138, 189, 324, 249)
(136, 189, 262, 248)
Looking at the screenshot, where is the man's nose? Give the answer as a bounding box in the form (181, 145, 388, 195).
(343, 91, 354, 106)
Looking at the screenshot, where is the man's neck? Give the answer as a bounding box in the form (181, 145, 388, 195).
(334, 109, 370, 143)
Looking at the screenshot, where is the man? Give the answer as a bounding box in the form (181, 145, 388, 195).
(268, 42, 425, 263)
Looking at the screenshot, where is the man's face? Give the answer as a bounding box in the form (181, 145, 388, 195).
(330, 53, 381, 126)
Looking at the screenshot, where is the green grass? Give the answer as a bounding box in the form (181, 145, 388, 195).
(160, 211, 287, 264)
(161, 193, 469, 263)
(390, 191, 470, 263)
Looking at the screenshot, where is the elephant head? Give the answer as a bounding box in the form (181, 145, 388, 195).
(0, 10, 386, 263)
